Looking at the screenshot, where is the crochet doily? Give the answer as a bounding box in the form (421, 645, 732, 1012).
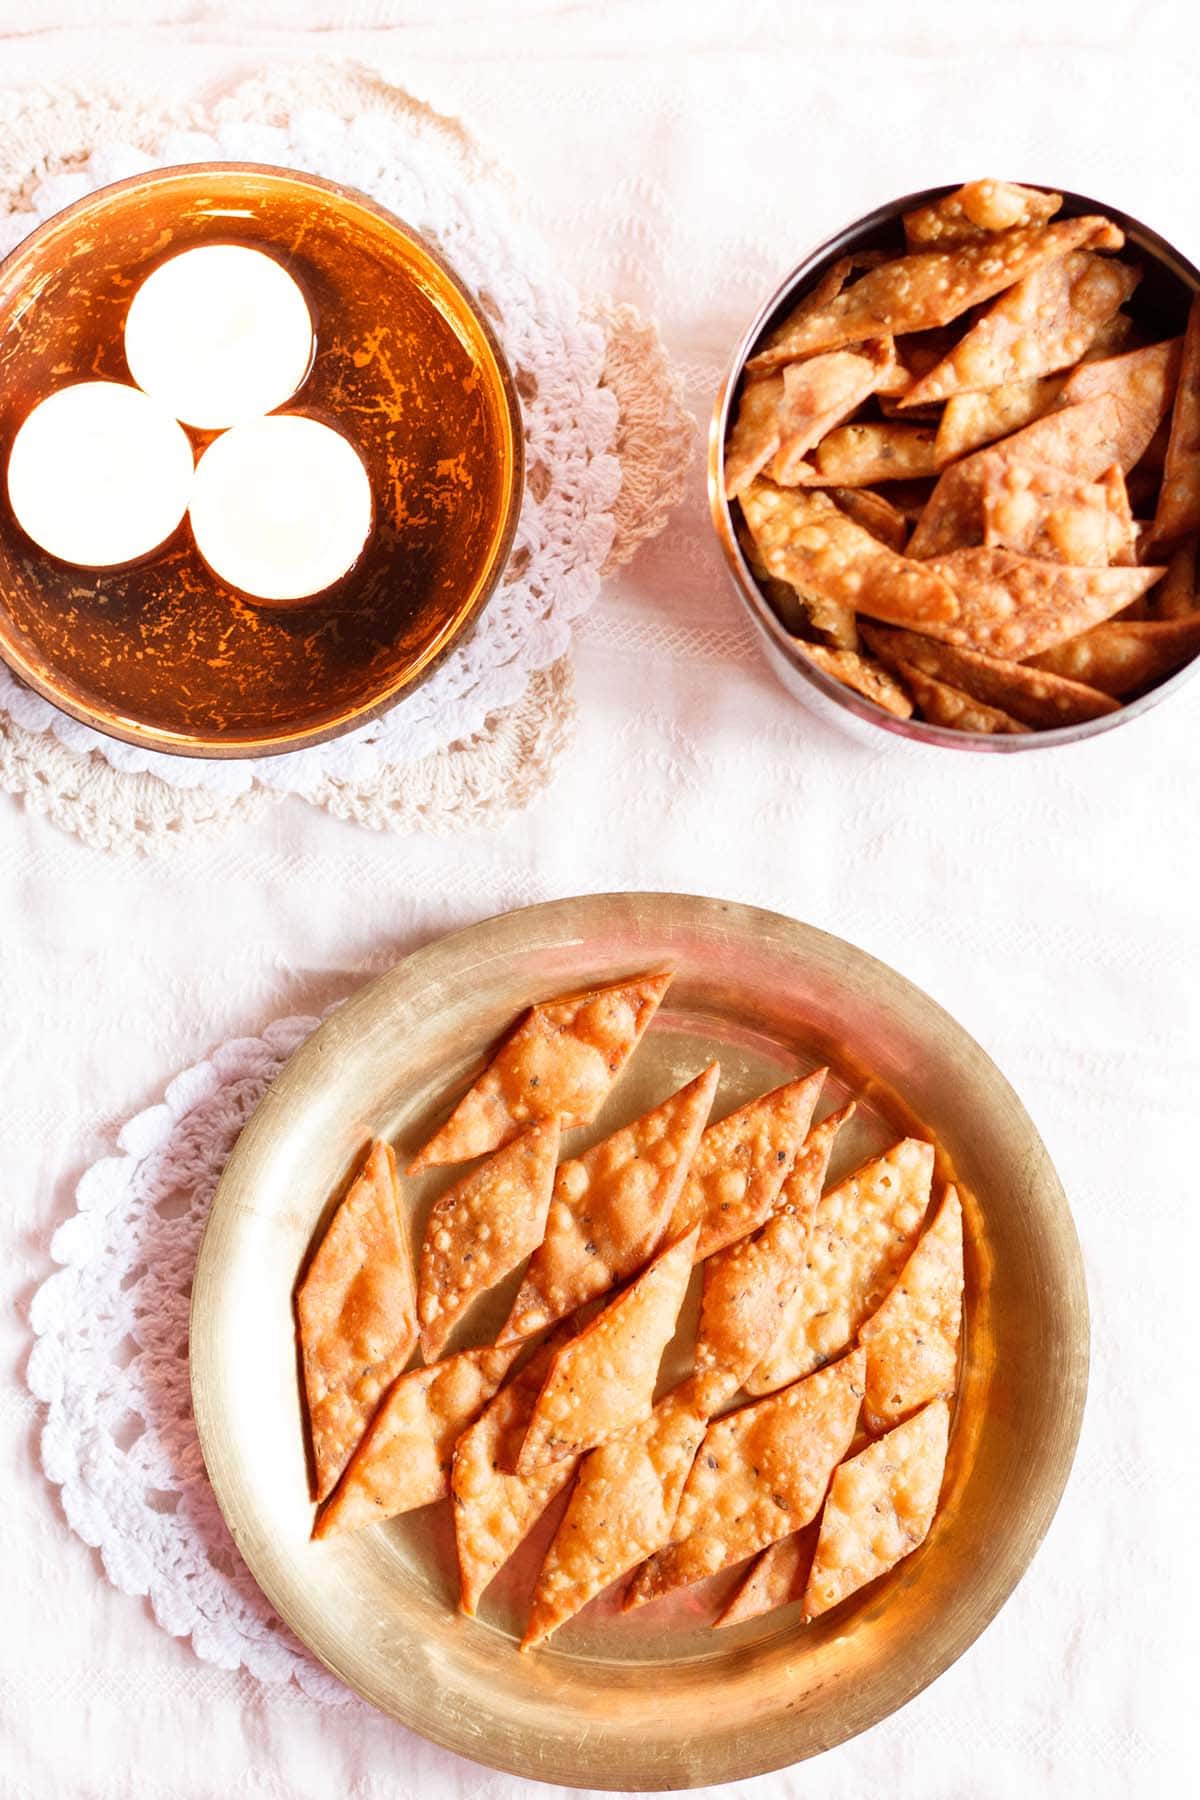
(0, 68, 693, 849)
(26, 1012, 354, 1700)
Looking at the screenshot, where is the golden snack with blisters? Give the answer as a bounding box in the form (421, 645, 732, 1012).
(515, 1229, 698, 1472)
(625, 1349, 866, 1607)
(665, 1069, 824, 1259)
(860, 622, 1119, 727)
(747, 214, 1122, 366)
(296, 1141, 418, 1503)
(408, 973, 671, 1171)
(726, 180, 1200, 732)
(418, 1119, 560, 1359)
(1028, 613, 1200, 694)
(980, 460, 1133, 567)
(860, 1185, 964, 1432)
(798, 643, 914, 716)
(802, 1400, 951, 1620)
(895, 662, 1031, 735)
(898, 252, 1140, 409)
(812, 421, 940, 486)
(902, 179, 1062, 249)
(770, 344, 895, 484)
(746, 1139, 933, 1397)
(500, 1063, 718, 1341)
(694, 1105, 853, 1396)
(314, 1343, 518, 1537)
(739, 483, 959, 629)
(522, 1382, 709, 1649)
(295, 971, 975, 1662)
(451, 1329, 579, 1616)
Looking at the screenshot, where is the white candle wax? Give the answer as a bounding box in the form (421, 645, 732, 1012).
(124, 245, 314, 431)
(6, 381, 194, 568)
(188, 414, 372, 603)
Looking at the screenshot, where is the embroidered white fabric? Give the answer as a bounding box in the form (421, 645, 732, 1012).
(0, 108, 621, 799)
(7, 11, 1198, 1799)
(26, 1013, 352, 1699)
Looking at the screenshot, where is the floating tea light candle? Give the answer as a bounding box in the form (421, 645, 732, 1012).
(124, 244, 314, 430)
(6, 381, 194, 567)
(189, 414, 372, 603)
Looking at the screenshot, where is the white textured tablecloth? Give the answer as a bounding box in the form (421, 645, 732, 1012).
(2, 5, 1196, 1797)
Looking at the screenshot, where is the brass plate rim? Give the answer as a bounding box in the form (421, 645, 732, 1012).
(0, 161, 525, 760)
(190, 892, 1089, 1788)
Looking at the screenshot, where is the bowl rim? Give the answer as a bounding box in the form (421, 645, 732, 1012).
(709, 180, 1200, 753)
(0, 161, 525, 761)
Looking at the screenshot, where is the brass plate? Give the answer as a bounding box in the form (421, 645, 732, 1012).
(190, 893, 1088, 1789)
(0, 164, 522, 757)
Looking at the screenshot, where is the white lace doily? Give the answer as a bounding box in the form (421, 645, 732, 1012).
(0, 90, 622, 802)
(26, 1012, 352, 1701)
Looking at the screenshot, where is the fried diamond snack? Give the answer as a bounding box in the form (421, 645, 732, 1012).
(723, 374, 787, 499)
(902, 180, 1062, 249)
(812, 422, 940, 486)
(802, 1399, 950, 1620)
(500, 1063, 718, 1342)
(980, 459, 1133, 566)
(734, 516, 813, 630)
(860, 1185, 964, 1431)
(521, 1381, 709, 1649)
(799, 644, 914, 718)
(1027, 613, 1200, 695)
(861, 623, 1119, 727)
(737, 517, 860, 645)
(665, 1069, 825, 1260)
(408, 971, 671, 1172)
(297, 1140, 418, 1503)
(694, 1103, 855, 1399)
(313, 1343, 518, 1538)
(934, 376, 1067, 464)
(918, 547, 1164, 659)
(418, 1119, 560, 1360)
(900, 252, 1140, 410)
(1150, 294, 1200, 548)
(739, 483, 959, 630)
(748, 249, 893, 380)
(726, 343, 896, 497)
(515, 1228, 698, 1473)
(746, 1138, 933, 1398)
(768, 343, 894, 486)
(897, 661, 1031, 734)
(1057, 338, 1183, 472)
(451, 1329, 578, 1615)
(713, 1525, 815, 1628)
(908, 395, 1126, 558)
(746, 215, 1122, 368)
(625, 1348, 866, 1607)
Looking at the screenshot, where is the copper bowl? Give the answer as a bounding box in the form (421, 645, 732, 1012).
(710, 183, 1200, 752)
(0, 164, 523, 758)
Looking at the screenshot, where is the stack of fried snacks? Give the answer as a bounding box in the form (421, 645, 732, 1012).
(726, 179, 1200, 734)
(297, 972, 964, 1648)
